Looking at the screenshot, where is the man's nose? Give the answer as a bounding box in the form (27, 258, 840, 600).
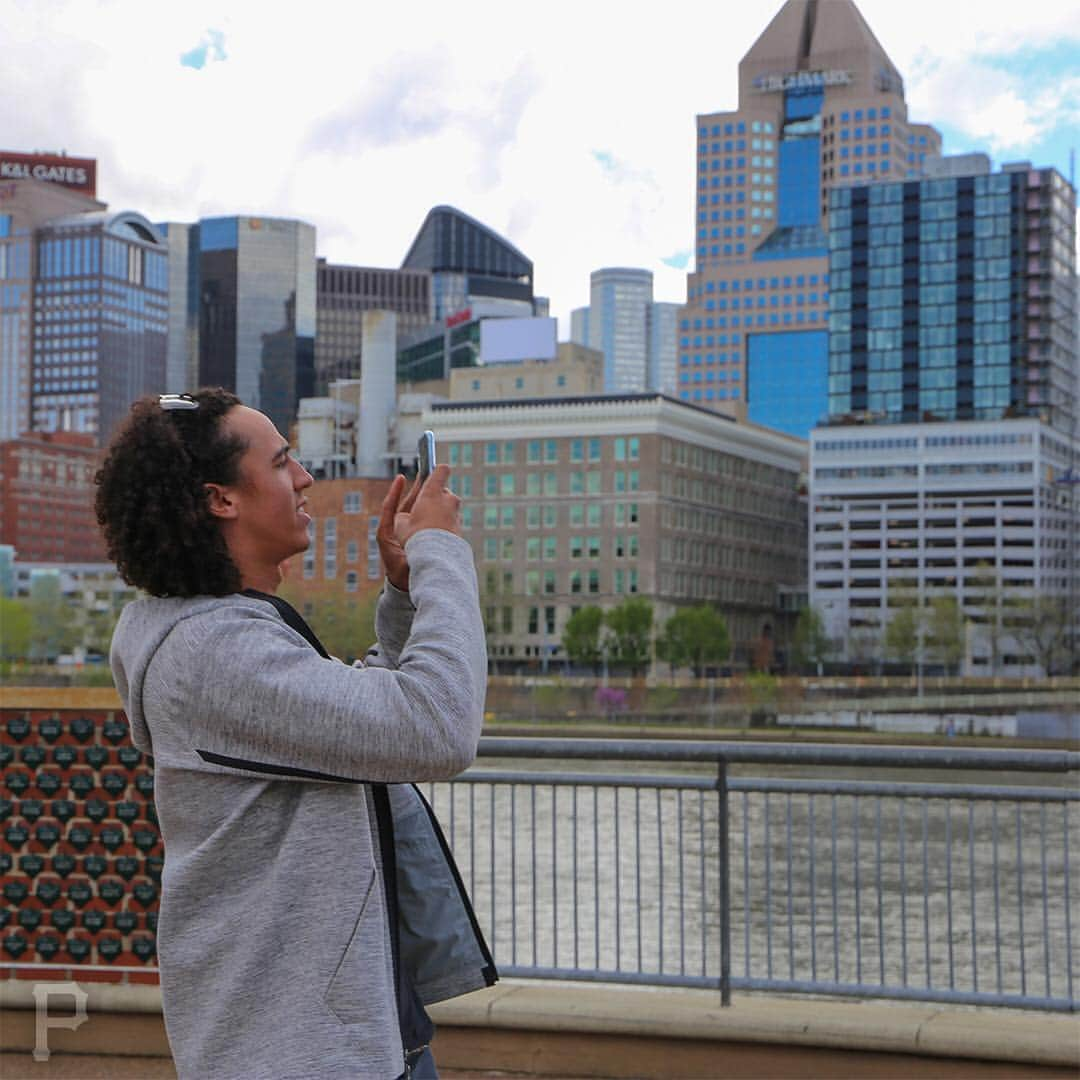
(293, 460, 314, 489)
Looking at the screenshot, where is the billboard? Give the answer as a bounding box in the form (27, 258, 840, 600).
(479, 317, 557, 365)
(0, 151, 97, 196)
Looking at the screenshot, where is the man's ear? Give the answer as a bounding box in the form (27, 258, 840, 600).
(204, 483, 238, 520)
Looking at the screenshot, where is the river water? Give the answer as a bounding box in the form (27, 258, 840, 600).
(425, 761, 1079, 1003)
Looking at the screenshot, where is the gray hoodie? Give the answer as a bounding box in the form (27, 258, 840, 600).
(110, 529, 492, 1079)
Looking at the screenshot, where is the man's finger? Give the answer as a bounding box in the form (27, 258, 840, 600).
(424, 463, 451, 490)
(378, 475, 406, 535)
(399, 473, 423, 513)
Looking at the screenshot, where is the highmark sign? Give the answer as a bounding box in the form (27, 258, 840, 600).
(752, 69, 852, 93)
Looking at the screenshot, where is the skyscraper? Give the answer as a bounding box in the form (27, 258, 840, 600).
(314, 260, 432, 394)
(678, 0, 941, 434)
(0, 176, 168, 446)
(570, 269, 679, 394)
(401, 205, 536, 321)
(1, 177, 106, 442)
(810, 163, 1079, 675)
(162, 216, 317, 436)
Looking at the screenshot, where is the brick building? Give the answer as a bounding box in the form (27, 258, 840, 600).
(0, 430, 104, 562)
(288, 475, 395, 597)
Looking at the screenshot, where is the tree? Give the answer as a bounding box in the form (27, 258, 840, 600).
(277, 582, 380, 663)
(0, 598, 32, 662)
(656, 605, 731, 677)
(561, 606, 605, 673)
(792, 606, 832, 675)
(1013, 594, 1071, 676)
(968, 562, 1010, 675)
(84, 602, 122, 658)
(27, 574, 79, 662)
(927, 594, 965, 675)
(603, 599, 654, 676)
(884, 584, 922, 673)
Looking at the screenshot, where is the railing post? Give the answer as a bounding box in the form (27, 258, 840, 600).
(718, 759, 731, 1006)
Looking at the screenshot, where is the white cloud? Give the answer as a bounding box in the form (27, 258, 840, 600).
(3, 0, 1077, 334)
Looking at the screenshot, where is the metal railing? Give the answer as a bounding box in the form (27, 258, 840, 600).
(421, 738, 1079, 1011)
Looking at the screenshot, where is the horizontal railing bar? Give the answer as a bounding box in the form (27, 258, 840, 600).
(457, 770, 1078, 803)
(728, 779, 1079, 802)
(478, 737, 1080, 772)
(497, 964, 724, 990)
(731, 976, 1078, 1012)
(456, 770, 718, 791)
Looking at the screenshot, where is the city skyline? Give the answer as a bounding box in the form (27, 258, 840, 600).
(4, 0, 1077, 339)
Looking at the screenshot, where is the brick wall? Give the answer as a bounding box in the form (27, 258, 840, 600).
(1, 704, 159, 985)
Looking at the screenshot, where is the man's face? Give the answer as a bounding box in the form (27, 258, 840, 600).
(219, 406, 314, 569)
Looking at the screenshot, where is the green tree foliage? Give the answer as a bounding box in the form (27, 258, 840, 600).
(1013, 594, 1071, 676)
(561, 606, 605, 672)
(27, 575, 79, 662)
(84, 603, 122, 658)
(603, 598, 654, 676)
(0, 598, 32, 661)
(278, 583, 380, 664)
(884, 584, 921, 672)
(791, 606, 832, 675)
(968, 562, 1010, 675)
(927, 594, 965, 674)
(655, 605, 730, 677)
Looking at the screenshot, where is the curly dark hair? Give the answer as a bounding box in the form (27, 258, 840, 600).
(95, 388, 249, 597)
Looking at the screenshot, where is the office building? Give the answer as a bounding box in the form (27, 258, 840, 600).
(157, 221, 200, 393)
(0, 430, 105, 563)
(397, 309, 556, 386)
(424, 394, 807, 670)
(33, 208, 168, 444)
(449, 342, 604, 401)
(811, 164, 1079, 675)
(314, 260, 432, 394)
(570, 269, 680, 394)
(810, 418, 1078, 675)
(0, 170, 168, 446)
(827, 165, 1076, 432)
(649, 301, 680, 395)
(0, 175, 106, 441)
(678, 0, 941, 434)
(162, 215, 316, 436)
(401, 205, 539, 322)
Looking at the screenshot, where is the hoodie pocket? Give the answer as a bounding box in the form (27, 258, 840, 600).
(324, 868, 391, 1025)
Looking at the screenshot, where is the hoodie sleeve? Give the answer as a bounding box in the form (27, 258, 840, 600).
(364, 578, 416, 670)
(145, 531, 487, 784)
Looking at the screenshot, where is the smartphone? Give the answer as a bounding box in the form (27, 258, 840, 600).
(417, 430, 436, 480)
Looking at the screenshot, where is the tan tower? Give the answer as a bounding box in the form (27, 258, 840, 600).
(677, 0, 942, 433)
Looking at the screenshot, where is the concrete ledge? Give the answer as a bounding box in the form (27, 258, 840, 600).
(1, 981, 163, 1014)
(3, 978, 1077, 1076)
(428, 981, 1080, 1070)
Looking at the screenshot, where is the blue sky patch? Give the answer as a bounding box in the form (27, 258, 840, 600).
(181, 29, 227, 70)
(662, 250, 691, 270)
(592, 149, 616, 173)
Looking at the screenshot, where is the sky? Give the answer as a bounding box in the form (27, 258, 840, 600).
(4, 0, 1079, 335)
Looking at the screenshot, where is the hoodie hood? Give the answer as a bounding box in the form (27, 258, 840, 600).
(110, 594, 271, 755)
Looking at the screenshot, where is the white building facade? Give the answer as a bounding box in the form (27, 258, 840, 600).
(809, 418, 1079, 675)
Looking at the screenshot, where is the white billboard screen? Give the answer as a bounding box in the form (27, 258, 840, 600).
(480, 317, 557, 364)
